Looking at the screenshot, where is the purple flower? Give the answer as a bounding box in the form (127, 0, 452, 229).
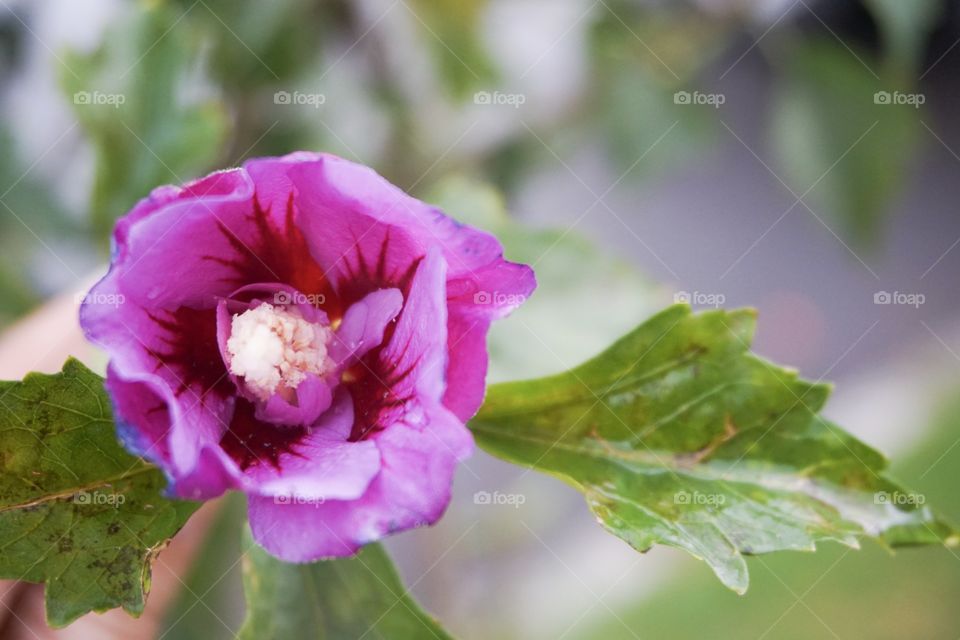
(80, 152, 535, 561)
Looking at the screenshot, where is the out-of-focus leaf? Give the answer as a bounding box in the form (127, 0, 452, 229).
(61, 4, 229, 241)
(0, 359, 199, 627)
(599, 63, 711, 171)
(771, 39, 919, 246)
(0, 131, 74, 234)
(160, 494, 247, 640)
(864, 0, 943, 72)
(172, 0, 321, 90)
(0, 268, 34, 322)
(427, 176, 660, 380)
(409, 0, 496, 98)
(0, 129, 81, 322)
(590, 5, 727, 173)
(471, 305, 957, 593)
(238, 530, 453, 639)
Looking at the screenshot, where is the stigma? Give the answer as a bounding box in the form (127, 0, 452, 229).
(226, 302, 334, 401)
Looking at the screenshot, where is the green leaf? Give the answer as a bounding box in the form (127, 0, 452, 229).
(864, 0, 943, 73)
(408, 0, 496, 98)
(571, 389, 960, 640)
(470, 305, 958, 593)
(0, 359, 199, 627)
(160, 494, 247, 640)
(238, 530, 453, 639)
(173, 0, 321, 91)
(588, 4, 729, 176)
(770, 39, 920, 247)
(426, 176, 660, 380)
(0, 127, 85, 324)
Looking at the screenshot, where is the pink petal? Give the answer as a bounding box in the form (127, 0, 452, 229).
(248, 403, 470, 561)
(241, 392, 381, 502)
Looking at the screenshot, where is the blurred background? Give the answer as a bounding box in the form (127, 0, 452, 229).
(1, 0, 959, 637)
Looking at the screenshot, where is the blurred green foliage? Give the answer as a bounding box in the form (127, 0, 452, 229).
(160, 495, 247, 640)
(237, 529, 453, 639)
(0, 0, 944, 322)
(770, 38, 920, 247)
(866, 0, 944, 73)
(175, 0, 322, 91)
(0, 128, 78, 323)
(588, 4, 727, 175)
(410, 0, 496, 98)
(61, 4, 229, 241)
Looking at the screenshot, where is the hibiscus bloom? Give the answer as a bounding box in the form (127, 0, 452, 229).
(80, 152, 535, 561)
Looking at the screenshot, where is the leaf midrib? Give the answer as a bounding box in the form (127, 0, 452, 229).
(0, 464, 156, 514)
(470, 423, 852, 497)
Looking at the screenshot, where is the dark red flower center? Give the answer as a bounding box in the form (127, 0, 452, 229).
(147, 194, 422, 471)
